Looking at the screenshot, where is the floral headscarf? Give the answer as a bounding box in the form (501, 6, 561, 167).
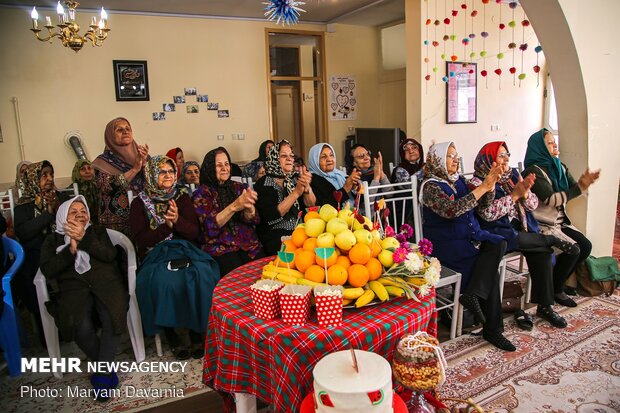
(15, 161, 32, 186)
(423, 142, 459, 185)
(307, 143, 346, 190)
(200, 147, 240, 230)
(17, 161, 57, 211)
(524, 128, 568, 192)
(473, 141, 513, 188)
(179, 161, 200, 185)
(55, 195, 92, 274)
(265, 140, 300, 207)
(138, 155, 187, 230)
(71, 160, 98, 222)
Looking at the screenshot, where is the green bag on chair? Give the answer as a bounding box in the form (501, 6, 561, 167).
(585, 256, 620, 282)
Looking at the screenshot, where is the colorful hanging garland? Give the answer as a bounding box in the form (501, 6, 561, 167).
(480, 0, 490, 87)
(496, 0, 505, 89)
(469, 0, 477, 63)
(519, 12, 530, 86)
(263, 0, 305, 25)
(534, 45, 543, 86)
(424, 0, 431, 89)
(508, 1, 518, 84)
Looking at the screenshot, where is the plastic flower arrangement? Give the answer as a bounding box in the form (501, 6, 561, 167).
(381, 224, 441, 300)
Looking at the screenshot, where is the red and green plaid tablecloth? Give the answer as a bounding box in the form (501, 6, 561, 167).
(202, 257, 437, 413)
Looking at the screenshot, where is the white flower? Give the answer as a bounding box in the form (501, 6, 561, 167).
(417, 283, 431, 297)
(404, 252, 423, 274)
(424, 266, 440, 286)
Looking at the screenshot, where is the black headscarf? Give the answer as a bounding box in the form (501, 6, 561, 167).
(200, 147, 240, 225)
(393, 137, 424, 178)
(254, 140, 274, 163)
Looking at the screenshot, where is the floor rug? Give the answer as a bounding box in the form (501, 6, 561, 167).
(440, 293, 620, 412)
(0, 336, 210, 412)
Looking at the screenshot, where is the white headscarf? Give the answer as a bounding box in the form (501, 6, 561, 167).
(419, 141, 460, 200)
(307, 143, 347, 190)
(55, 195, 92, 275)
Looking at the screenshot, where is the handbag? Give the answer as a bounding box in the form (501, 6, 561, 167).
(575, 260, 617, 297)
(501, 280, 524, 313)
(585, 256, 620, 282)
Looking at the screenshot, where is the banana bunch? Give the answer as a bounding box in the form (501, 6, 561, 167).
(354, 289, 376, 308)
(368, 281, 389, 302)
(261, 264, 305, 284)
(377, 275, 418, 300)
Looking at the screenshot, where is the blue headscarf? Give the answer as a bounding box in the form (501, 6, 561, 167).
(307, 143, 347, 190)
(524, 128, 568, 192)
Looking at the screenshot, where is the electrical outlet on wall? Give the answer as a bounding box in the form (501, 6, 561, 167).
(217, 134, 224, 141)
(238, 133, 245, 140)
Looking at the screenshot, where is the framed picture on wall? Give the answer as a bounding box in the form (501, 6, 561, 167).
(446, 61, 477, 124)
(113, 60, 150, 101)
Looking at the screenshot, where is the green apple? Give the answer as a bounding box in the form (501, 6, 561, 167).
(317, 232, 335, 248)
(319, 204, 338, 222)
(335, 229, 357, 251)
(378, 250, 394, 268)
(370, 229, 382, 242)
(304, 218, 326, 238)
(353, 229, 372, 245)
(353, 216, 372, 231)
(337, 208, 354, 226)
(381, 237, 400, 250)
(326, 217, 348, 235)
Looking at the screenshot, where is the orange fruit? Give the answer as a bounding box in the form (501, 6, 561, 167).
(349, 243, 371, 265)
(316, 251, 337, 268)
(303, 237, 318, 251)
(274, 257, 296, 270)
(282, 239, 298, 252)
(326, 264, 348, 286)
(291, 227, 309, 247)
(305, 265, 325, 283)
(295, 250, 316, 273)
(304, 211, 321, 223)
(369, 240, 382, 258)
(365, 258, 383, 281)
(347, 264, 370, 287)
(335, 255, 351, 270)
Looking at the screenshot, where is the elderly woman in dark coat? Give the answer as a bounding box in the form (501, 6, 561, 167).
(243, 139, 274, 182)
(40, 195, 128, 400)
(254, 140, 316, 255)
(421, 142, 513, 351)
(193, 147, 263, 276)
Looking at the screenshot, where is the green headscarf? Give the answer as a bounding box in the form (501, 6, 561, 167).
(524, 128, 568, 192)
(71, 159, 99, 223)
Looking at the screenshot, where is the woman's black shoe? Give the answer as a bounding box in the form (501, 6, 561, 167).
(513, 310, 533, 331)
(482, 331, 516, 352)
(191, 346, 204, 360)
(459, 294, 486, 324)
(536, 305, 567, 328)
(173, 348, 190, 360)
(564, 286, 578, 296)
(554, 294, 577, 308)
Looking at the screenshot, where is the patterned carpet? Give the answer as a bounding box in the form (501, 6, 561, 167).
(0, 336, 210, 412)
(440, 292, 620, 412)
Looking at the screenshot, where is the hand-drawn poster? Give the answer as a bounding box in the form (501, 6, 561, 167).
(329, 75, 357, 120)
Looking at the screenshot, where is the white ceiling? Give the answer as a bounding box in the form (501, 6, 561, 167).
(3, 0, 405, 26)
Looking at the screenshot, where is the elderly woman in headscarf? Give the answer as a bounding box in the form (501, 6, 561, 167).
(421, 142, 514, 351)
(92, 117, 148, 234)
(391, 137, 425, 184)
(179, 161, 201, 187)
(243, 139, 274, 182)
(40, 196, 128, 400)
(254, 139, 316, 255)
(522, 128, 600, 305)
(166, 147, 185, 174)
(470, 141, 580, 329)
(129, 155, 217, 360)
(71, 159, 99, 224)
(193, 147, 263, 276)
(13, 161, 69, 345)
(307, 143, 357, 207)
(345, 143, 388, 197)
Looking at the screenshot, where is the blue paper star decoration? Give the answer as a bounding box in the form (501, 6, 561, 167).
(263, 0, 306, 25)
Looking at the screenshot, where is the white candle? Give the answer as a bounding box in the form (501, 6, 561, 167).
(31, 7, 38, 29)
(91, 16, 97, 26)
(45, 16, 52, 26)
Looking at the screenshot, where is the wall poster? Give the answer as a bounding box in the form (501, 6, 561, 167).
(329, 75, 357, 120)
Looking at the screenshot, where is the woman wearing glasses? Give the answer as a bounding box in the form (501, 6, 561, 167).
(307, 143, 358, 207)
(522, 129, 600, 305)
(421, 142, 514, 351)
(391, 137, 425, 185)
(193, 147, 263, 276)
(346, 144, 390, 196)
(255, 140, 316, 255)
(130, 156, 219, 360)
(470, 141, 580, 330)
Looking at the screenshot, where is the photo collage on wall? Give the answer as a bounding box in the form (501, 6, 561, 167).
(152, 87, 228, 121)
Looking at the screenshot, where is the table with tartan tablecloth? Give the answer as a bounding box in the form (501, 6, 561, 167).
(202, 256, 437, 413)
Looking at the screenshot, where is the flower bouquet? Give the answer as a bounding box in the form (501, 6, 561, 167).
(379, 224, 441, 301)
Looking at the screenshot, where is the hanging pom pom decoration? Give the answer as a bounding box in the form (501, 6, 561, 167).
(469, 1, 477, 63)
(518, 15, 530, 87)
(443, 0, 449, 63)
(534, 44, 543, 87)
(424, 0, 430, 90)
(433, 0, 439, 84)
(480, 0, 489, 88)
(263, 0, 306, 25)
(508, 2, 518, 85)
(496, 0, 503, 90)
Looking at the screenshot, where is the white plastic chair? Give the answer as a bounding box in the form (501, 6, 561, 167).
(388, 162, 395, 174)
(0, 190, 15, 221)
(34, 228, 146, 378)
(363, 177, 462, 339)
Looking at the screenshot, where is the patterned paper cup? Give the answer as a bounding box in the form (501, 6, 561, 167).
(314, 285, 344, 327)
(250, 280, 285, 320)
(279, 285, 312, 326)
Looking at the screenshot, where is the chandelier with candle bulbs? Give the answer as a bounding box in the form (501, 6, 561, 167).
(30, 1, 110, 52)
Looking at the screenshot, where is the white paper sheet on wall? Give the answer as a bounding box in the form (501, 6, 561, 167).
(329, 75, 357, 121)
